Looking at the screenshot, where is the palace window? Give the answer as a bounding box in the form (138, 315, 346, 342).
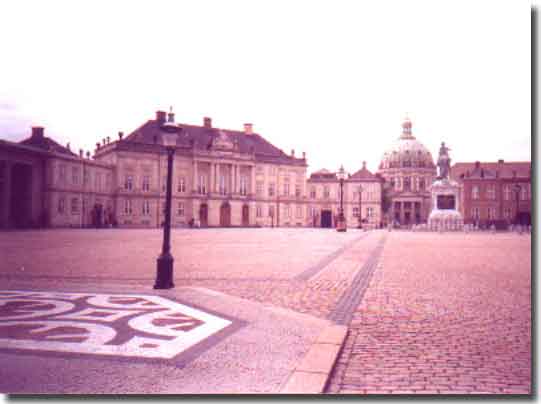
(219, 175, 226, 195)
(72, 167, 80, 185)
(198, 175, 207, 194)
(472, 207, 480, 220)
(268, 205, 275, 217)
(296, 205, 303, 218)
(503, 185, 511, 201)
(256, 181, 263, 196)
(83, 170, 90, 186)
(323, 186, 330, 199)
(472, 185, 480, 200)
(240, 176, 248, 196)
(58, 164, 66, 183)
(142, 176, 150, 192)
(403, 177, 411, 191)
(177, 177, 186, 193)
(367, 207, 374, 217)
(488, 207, 497, 220)
(125, 175, 134, 191)
(396, 177, 401, 190)
(58, 197, 65, 214)
(161, 177, 167, 193)
(95, 173, 102, 191)
(486, 185, 496, 200)
(70, 197, 79, 214)
(310, 187, 316, 199)
(268, 182, 275, 197)
(352, 207, 359, 217)
(256, 205, 263, 218)
(142, 200, 151, 215)
(124, 199, 132, 215)
(283, 182, 290, 196)
(105, 173, 111, 190)
(295, 184, 301, 197)
(419, 178, 425, 191)
(284, 204, 291, 218)
(269, 166, 276, 176)
(309, 206, 317, 218)
(504, 207, 512, 219)
(177, 202, 184, 216)
(520, 185, 528, 200)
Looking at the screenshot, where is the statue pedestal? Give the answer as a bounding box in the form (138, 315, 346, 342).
(428, 178, 464, 231)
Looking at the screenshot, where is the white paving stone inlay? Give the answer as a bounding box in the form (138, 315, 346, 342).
(0, 290, 232, 359)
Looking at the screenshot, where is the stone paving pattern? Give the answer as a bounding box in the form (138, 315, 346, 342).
(326, 232, 531, 394)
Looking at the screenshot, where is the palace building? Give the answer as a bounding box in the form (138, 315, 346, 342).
(377, 118, 437, 226)
(451, 160, 531, 227)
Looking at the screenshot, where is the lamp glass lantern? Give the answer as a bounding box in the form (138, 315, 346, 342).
(336, 165, 347, 232)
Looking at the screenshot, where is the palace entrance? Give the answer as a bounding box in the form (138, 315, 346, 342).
(321, 210, 332, 228)
(199, 203, 208, 227)
(10, 163, 33, 228)
(220, 202, 231, 227)
(242, 204, 249, 226)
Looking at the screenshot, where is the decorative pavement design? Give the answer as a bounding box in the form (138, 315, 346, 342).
(0, 290, 233, 360)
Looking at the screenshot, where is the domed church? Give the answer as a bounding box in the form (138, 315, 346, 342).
(377, 118, 437, 226)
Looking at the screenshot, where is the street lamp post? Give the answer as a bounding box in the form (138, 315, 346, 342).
(336, 165, 347, 232)
(514, 183, 522, 226)
(154, 117, 178, 289)
(358, 184, 363, 229)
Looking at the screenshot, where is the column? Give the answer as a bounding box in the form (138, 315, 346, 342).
(217, 164, 221, 193)
(250, 165, 255, 196)
(234, 164, 239, 194)
(209, 162, 215, 194)
(193, 160, 198, 193)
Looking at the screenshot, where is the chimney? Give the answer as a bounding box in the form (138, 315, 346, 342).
(244, 123, 253, 135)
(203, 117, 212, 128)
(66, 142, 71, 150)
(96, 142, 101, 150)
(86, 151, 91, 159)
(475, 161, 480, 169)
(498, 159, 504, 164)
(102, 139, 106, 146)
(302, 152, 306, 160)
(362, 161, 367, 169)
(79, 149, 83, 158)
(31, 126, 44, 139)
(291, 149, 295, 157)
(106, 136, 111, 144)
(156, 110, 166, 124)
(118, 131, 124, 140)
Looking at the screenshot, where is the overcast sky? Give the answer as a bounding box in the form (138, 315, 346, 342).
(0, 0, 531, 174)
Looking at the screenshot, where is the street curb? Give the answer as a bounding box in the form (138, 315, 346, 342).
(280, 324, 348, 394)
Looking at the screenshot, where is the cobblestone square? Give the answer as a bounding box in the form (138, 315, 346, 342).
(0, 228, 532, 394)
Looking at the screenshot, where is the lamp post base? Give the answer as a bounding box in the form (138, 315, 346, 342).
(154, 253, 175, 289)
(336, 218, 347, 232)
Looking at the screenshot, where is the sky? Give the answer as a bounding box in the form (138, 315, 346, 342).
(0, 0, 532, 175)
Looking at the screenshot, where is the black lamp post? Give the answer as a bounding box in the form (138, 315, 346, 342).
(514, 183, 522, 226)
(336, 165, 347, 232)
(154, 114, 178, 289)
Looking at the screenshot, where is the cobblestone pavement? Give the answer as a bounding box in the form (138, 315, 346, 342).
(0, 228, 380, 319)
(0, 228, 532, 394)
(326, 231, 531, 394)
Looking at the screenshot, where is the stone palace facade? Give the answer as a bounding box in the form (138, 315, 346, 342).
(0, 109, 383, 229)
(0, 112, 529, 230)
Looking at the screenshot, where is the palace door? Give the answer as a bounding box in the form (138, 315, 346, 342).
(199, 203, 208, 227)
(242, 204, 249, 226)
(220, 202, 231, 227)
